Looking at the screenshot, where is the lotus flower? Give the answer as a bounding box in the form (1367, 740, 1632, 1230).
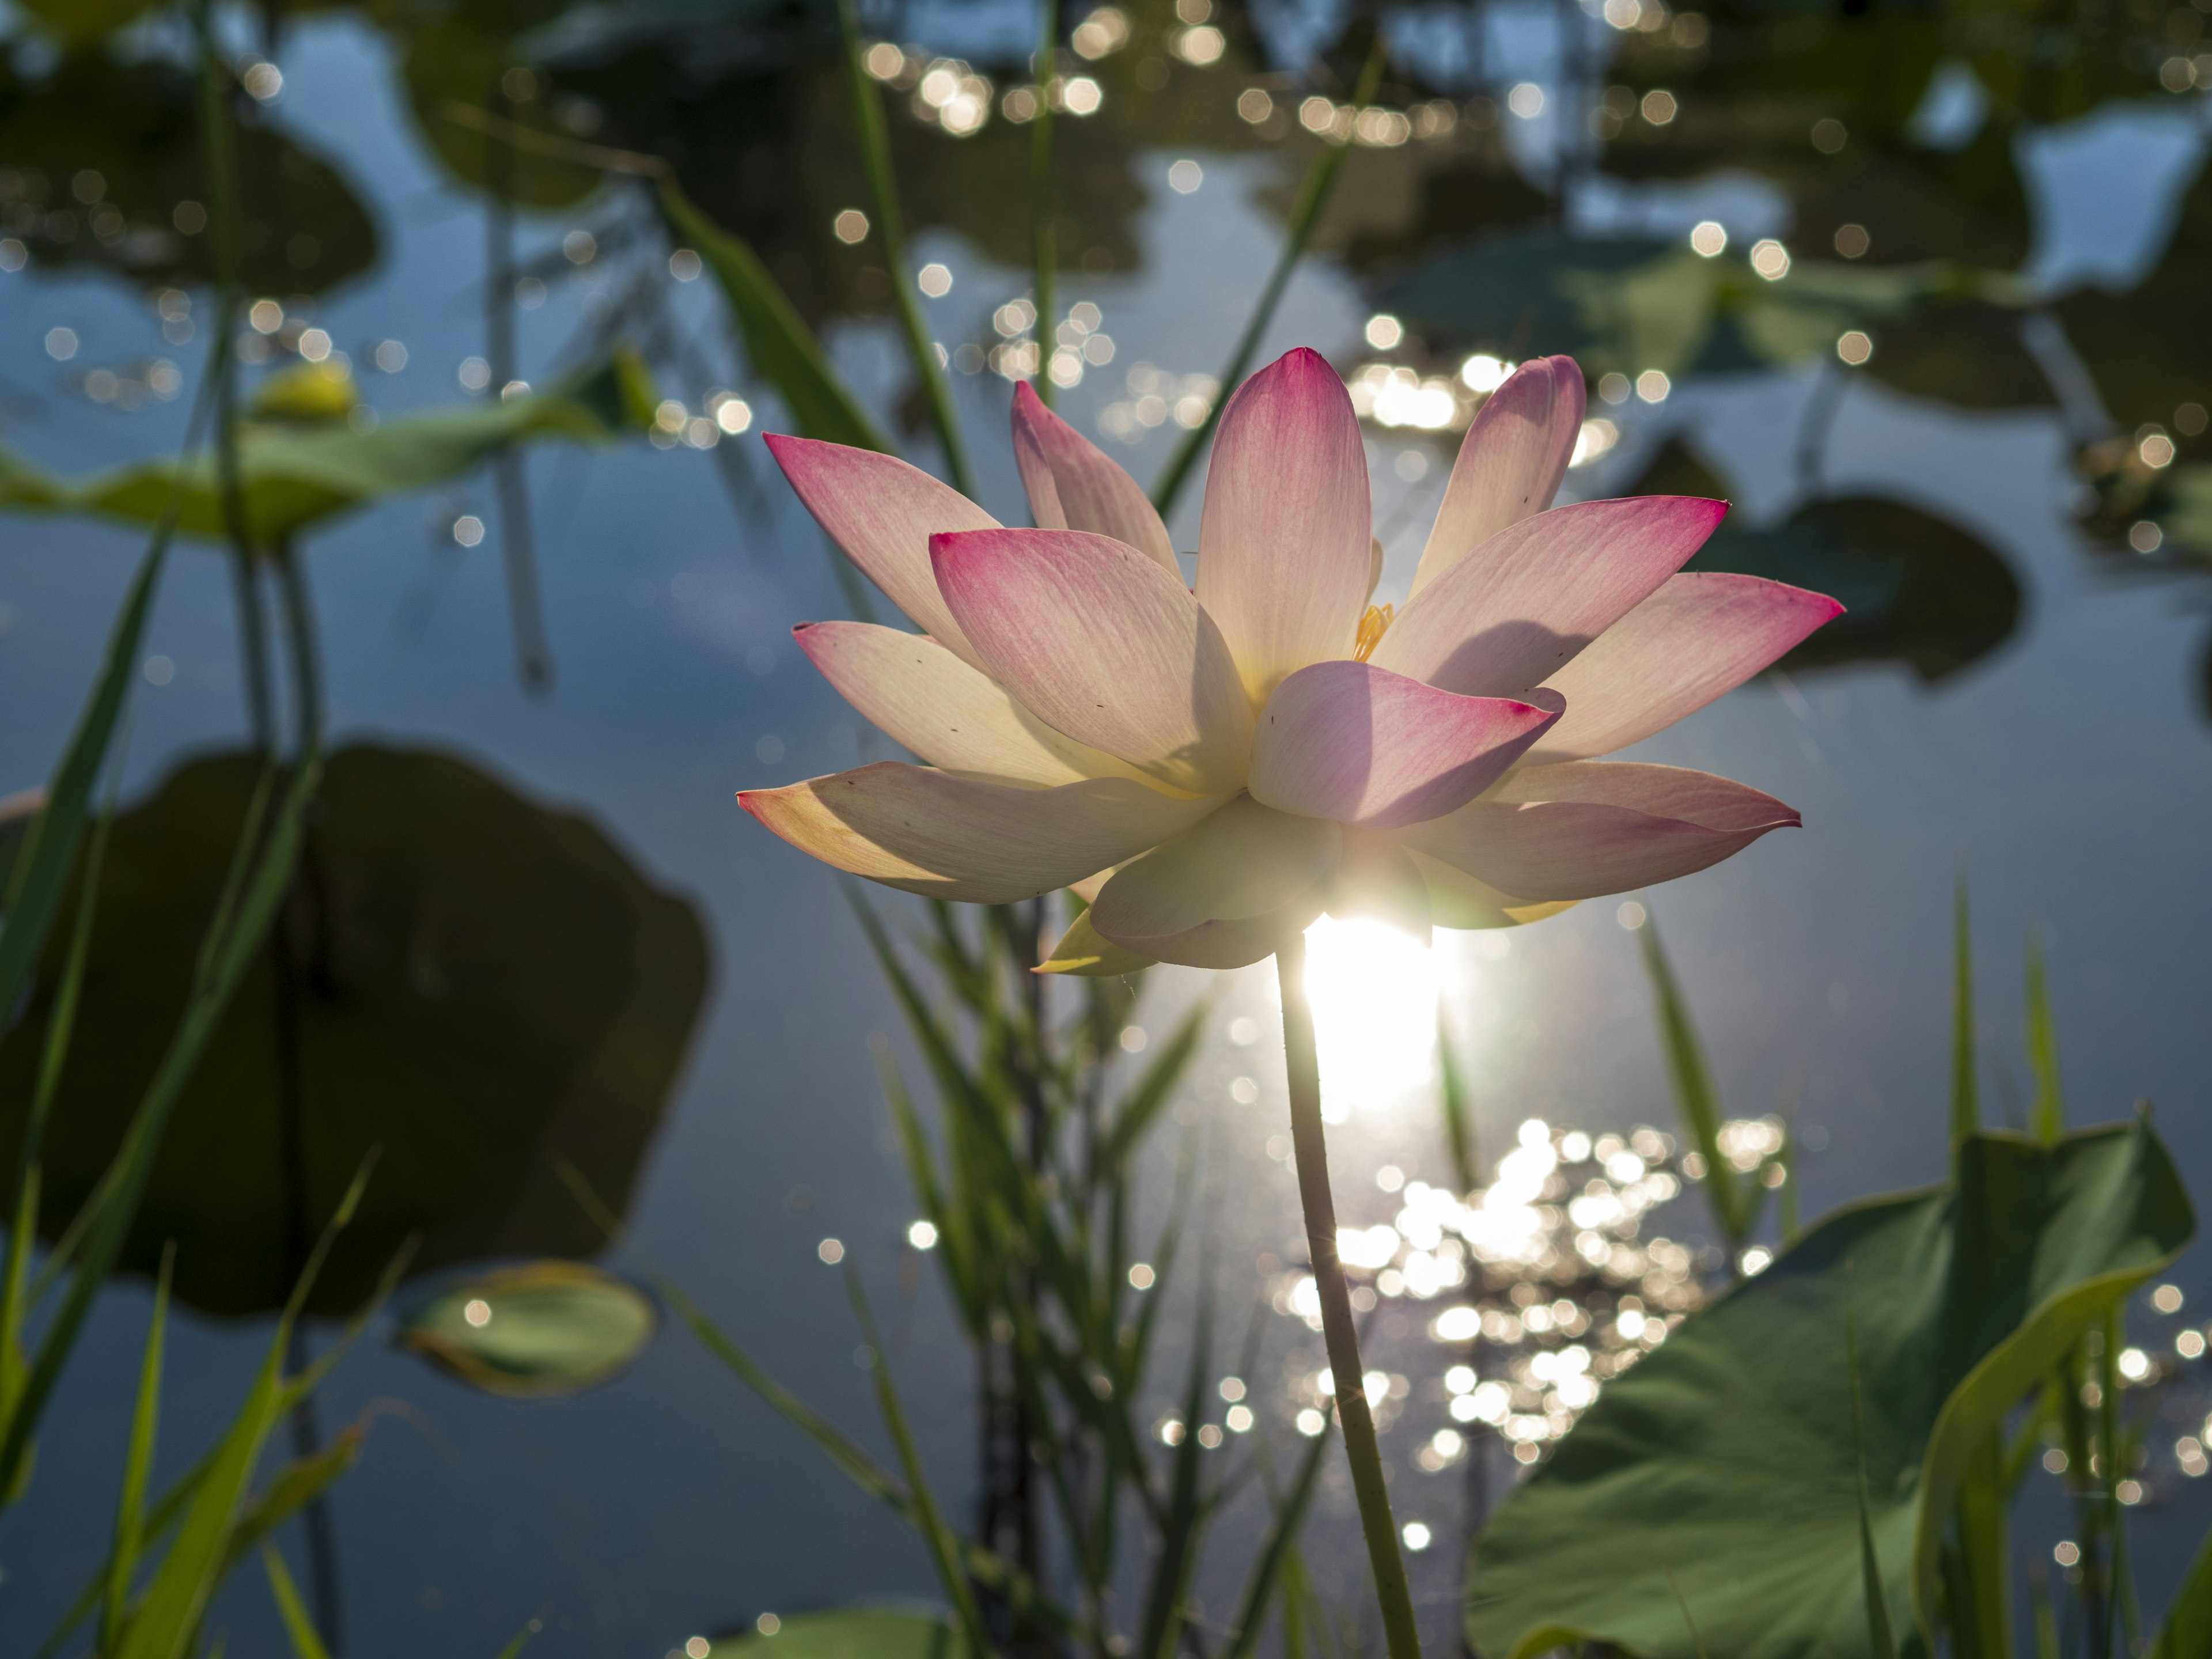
(741, 349, 1840, 972)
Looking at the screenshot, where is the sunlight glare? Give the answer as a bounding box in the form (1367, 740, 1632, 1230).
(1301, 915, 1440, 1122)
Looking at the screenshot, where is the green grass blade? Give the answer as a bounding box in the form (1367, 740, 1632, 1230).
(0, 531, 167, 1030)
(834, 0, 974, 498)
(0, 750, 319, 1498)
(1847, 1300, 1901, 1659)
(491, 1619, 543, 1659)
(261, 1545, 331, 1659)
(1137, 1271, 1214, 1659)
(1437, 1010, 1480, 1193)
(1149, 35, 1384, 518)
(103, 1244, 174, 1647)
(1639, 923, 1748, 1247)
(112, 1158, 369, 1659)
(2146, 1522, 2212, 1658)
(1099, 999, 1209, 1171)
(1, 722, 126, 1487)
(2026, 929, 2065, 1144)
(1221, 1411, 1334, 1659)
(1953, 1430, 2011, 1659)
(1951, 879, 1977, 1143)
(844, 1271, 998, 1659)
(2030, 1566, 2062, 1659)
(661, 183, 894, 455)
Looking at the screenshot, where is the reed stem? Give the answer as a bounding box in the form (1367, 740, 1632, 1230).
(1275, 934, 1423, 1659)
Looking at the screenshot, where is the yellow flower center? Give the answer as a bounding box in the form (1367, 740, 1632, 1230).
(1353, 603, 1394, 663)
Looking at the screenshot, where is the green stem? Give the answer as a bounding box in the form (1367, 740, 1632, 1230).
(194, 0, 276, 756)
(1275, 935, 1422, 1659)
(836, 0, 976, 498)
(1029, 0, 1059, 407)
(1151, 37, 1385, 519)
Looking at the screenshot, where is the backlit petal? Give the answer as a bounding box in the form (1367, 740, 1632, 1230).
(1012, 382, 1177, 570)
(740, 763, 1215, 903)
(931, 527, 1254, 793)
(1411, 356, 1585, 598)
(1404, 850, 1577, 930)
(1195, 348, 1372, 702)
(1393, 761, 1798, 902)
(1089, 795, 1340, 968)
(766, 434, 998, 669)
(1371, 497, 1728, 698)
(1247, 660, 1562, 828)
(794, 622, 1143, 786)
(1528, 574, 1845, 762)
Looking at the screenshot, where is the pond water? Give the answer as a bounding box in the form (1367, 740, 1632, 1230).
(1, 0, 2210, 1652)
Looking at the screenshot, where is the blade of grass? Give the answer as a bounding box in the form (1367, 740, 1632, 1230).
(1847, 1293, 1901, 1659)
(2145, 1521, 2212, 1658)
(261, 1546, 330, 1659)
(2027, 929, 2065, 1145)
(1028, 0, 1059, 406)
(834, 0, 974, 498)
(1639, 921, 1749, 1249)
(1221, 1413, 1334, 1659)
(0, 718, 128, 1488)
(1137, 1268, 1214, 1659)
(1149, 35, 1385, 518)
(1955, 1430, 2012, 1659)
(102, 1244, 175, 1647)
(1951, 878, 1977, 1143)
(2031, 1566, 2062, 1659)
(1436, 1011, 1479, 1194)
(112, 1158, 372, 1659)
(660, 183, 895, 456)
(844, 1269, 998, 1659)
(0, 749, 321, 1498)
(1098, 999, 1209, 1172)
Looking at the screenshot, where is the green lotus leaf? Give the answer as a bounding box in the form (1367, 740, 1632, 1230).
(1468, 1120, 2192, 1659)
(399, 1261, 657, 1398)
(0, 352, 654, 544)
(0, 745, 709, 1318)
(706, 1607, 974, 1658)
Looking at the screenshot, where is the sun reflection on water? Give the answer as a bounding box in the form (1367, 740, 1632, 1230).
(1301, 915, 1441, 1122)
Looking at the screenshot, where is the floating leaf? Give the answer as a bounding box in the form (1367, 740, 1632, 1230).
(1631, 438, 2021, 681)
(707, 1607, 973, 1658)
(399, 1262, 656, 1398)
(1467, 1119, 2192, 1659)
(0, 54, 376, 294)
(0, 745, 709, 1318)
(0, 354, 654, 545)
(1376, 226, 2020, 387)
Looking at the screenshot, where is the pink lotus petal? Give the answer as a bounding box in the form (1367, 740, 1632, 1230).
(1012, 382, 1178, 570)
(740, 762, 1217, 904)
(766, 434, 998, 669)
(931, 527, 1253, 794)
(1247, 660, 1563, 828)
(1371, 496, 1728, 698)
(1529, 574, 1845, 762)
(1403, 849, 1574, 929)
(1195, 348, 1373, 702)
(1393, 760, 1798, 902)
(794, 621, 1145, 786)
(1089, 795, 1341, 968)
(1411, 356, 1586, 597)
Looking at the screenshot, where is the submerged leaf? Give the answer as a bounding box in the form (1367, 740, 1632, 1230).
(399, 1262, 656, 1398)
(1468, 1119, 2192, 1659)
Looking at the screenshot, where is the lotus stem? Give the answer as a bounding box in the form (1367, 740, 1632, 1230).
(1275, 934, 1423, 1659)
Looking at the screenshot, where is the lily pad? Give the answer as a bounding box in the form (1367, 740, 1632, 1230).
(1632, 437, 2021, 681)
(0, 744, 710, 1317)
(399, 1261, 657, 1397)
(0, 52, 376, 295)
(0, 353, 654, 545)
(1467, 1119, 2193, 1659)
(706, 1607, 972, 1657)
